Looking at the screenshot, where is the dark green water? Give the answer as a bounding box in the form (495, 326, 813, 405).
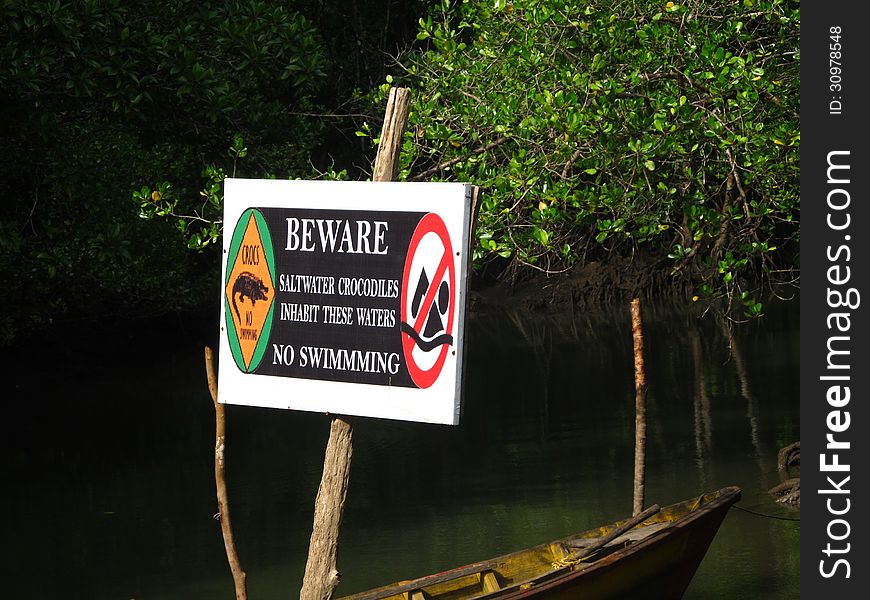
(1, 300, 799, 599)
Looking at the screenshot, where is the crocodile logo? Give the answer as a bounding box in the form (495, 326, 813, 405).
(231, 271, 270, 323)
(224, 209, 275, 372)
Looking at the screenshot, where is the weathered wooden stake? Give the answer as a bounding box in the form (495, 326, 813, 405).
(372, 88, 412, 183)
(630, 298, 648, 516)
(205, 346, 248, 600)
(299, 86, 412, 600)
(299, 416, 354, 600)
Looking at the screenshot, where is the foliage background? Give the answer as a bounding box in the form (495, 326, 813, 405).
(382, 0, 799, 316)
(0, 0, 799, 342)
(0, 0, 421, 342)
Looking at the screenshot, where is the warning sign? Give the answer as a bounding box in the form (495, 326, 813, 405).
(217, 179, 474, 425)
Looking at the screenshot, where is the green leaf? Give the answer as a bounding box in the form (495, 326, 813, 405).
(532, 227, 550, 246)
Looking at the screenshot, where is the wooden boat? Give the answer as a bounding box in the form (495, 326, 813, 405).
(339, 486, 741, 600)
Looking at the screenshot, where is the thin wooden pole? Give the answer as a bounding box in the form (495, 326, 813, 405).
(205, 346, 248, 600)
(566, 504, 660, 562)
(630, 298, 648, 516)
(299, 86, 412, 600)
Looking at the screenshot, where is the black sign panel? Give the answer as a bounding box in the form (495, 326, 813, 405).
(249, 207, 425, 388)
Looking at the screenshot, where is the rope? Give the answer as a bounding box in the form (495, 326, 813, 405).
(733, 504, 801, 522)
(552, 555, 587, 569)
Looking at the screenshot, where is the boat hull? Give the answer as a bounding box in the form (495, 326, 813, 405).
(340, 486, 741, 600)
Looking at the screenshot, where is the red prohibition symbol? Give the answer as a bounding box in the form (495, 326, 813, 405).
(401, 213, 456, 388)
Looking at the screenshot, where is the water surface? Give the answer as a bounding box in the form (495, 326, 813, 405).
(1, 300, 799, 598)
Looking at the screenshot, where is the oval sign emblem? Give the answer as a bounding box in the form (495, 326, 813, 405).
(224, 208, 276, 372)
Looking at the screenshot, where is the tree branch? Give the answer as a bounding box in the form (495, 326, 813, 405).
(204, 346, 247, 600)
(410, 136, 510, 181)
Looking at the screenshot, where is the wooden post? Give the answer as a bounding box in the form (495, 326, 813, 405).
(299, 86, 412, 600)
(205, 346, 248, 600)
(630, 298, 648, 516)
(299, 416, 354, 600)
(372, 87, 412, 182)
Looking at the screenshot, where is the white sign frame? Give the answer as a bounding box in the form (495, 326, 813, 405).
(217, 179, 474, 425)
